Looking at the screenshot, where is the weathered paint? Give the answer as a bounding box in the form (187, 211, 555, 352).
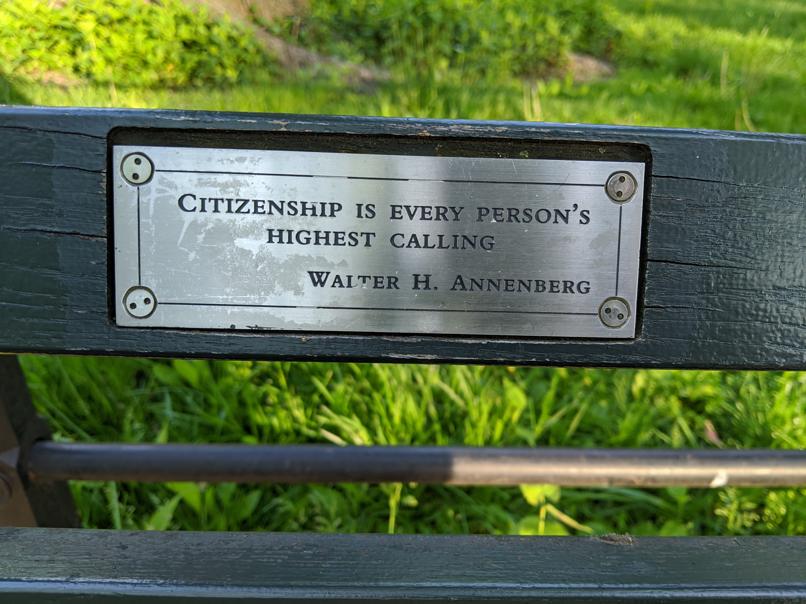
(0, 529, 805, 602)
(1, 107, 804, 367)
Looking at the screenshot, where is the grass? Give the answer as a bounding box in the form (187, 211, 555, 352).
(6, 0, 806, 535)
(19, 358, 806, 535)
(6, 0, 806, 133)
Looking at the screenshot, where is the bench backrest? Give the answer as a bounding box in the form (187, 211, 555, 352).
(1, 107, 804, 368)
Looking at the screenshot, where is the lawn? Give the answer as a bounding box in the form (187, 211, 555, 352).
(5, 0, 806, 535)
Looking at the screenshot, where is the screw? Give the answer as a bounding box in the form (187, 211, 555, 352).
(0, 473, 12, 509)
(123, 286, 157, 319)
(605, 171, 637, 203)
(598, 297, 631, 328)
(121, 152, 154, 186)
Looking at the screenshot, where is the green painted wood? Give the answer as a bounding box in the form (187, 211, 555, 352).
(1, 106, 805, 367)
(1, 107, 804, 601)
(0, 528, 805, 602)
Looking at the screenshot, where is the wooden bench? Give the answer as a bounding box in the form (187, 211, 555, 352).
(1, 105, 805, 601)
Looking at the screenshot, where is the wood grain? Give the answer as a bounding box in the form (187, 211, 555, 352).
(0, 528, 805, 602)
(1, 106, 804, 367)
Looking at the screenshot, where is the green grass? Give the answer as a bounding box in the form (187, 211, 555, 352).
(7, 0, 806, 535)
(23, 357, 806, 534)
(19, 358, 806, 534)
(6, 0, 805, 133)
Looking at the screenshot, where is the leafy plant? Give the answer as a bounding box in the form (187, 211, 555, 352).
(517, 484, 592, 535)
(0, 0, 269, 87)
(268, 0, 619, 80)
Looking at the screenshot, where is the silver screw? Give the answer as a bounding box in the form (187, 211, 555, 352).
(599, 297, 630, 328)
(605, 171, 637, 203)
(121, 152, 154, 186)
(123, 286, 157, 319)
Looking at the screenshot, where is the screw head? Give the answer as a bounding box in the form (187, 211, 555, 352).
(121, 152, 154, 186)
(123, 286, 157, 319)
(605, 171, 637, 203)
(599, 297, 631, 328)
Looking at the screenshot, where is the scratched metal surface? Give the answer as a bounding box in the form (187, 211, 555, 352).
(112, 145, 644, 338)
(1, 106, 804, 367)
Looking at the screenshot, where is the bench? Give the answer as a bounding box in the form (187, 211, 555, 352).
(1, 105, 805, 601)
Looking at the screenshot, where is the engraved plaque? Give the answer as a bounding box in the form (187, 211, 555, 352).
(112, 145, 645, 338)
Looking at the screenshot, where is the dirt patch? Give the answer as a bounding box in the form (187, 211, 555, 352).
(569, 52, 615, 82)
(183, 0, 307, 23)
(31, 70, 84, 88)
(596, 533, 635, 546)
(184, 0, 387, 87)
(183, 2, 611, 86)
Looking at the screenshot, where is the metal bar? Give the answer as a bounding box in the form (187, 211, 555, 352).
(0, 360, 36, 526)
(26, 442, 806, 487)
(0, 357, 78, 527)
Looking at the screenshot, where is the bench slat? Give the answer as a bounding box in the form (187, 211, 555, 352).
(1, 106, 804, 368)
(0, 529, 805, 602)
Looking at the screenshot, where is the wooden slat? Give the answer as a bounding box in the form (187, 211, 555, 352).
(0, 529, 805, 602)
(1, 106, 805, 368)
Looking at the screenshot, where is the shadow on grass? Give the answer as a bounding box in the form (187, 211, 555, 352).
(0, 74, 30, 105)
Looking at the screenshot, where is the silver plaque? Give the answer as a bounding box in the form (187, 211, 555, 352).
(113, 145, 645, 338)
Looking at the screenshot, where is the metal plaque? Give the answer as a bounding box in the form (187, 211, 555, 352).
(112, 145, 645, 338)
